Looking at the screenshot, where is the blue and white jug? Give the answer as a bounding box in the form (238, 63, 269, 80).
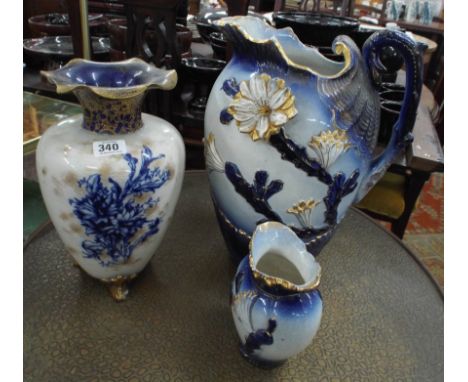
(204, 16, 423, 261)
(231, 222, 322, 367)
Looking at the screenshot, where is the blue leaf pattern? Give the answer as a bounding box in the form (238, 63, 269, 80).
(219, 75, 362, 241)
(221, 78, 240, 97)
(69, 146, 170, 266)
(225, 162, 283, 223)
(220, 108, 234, 124)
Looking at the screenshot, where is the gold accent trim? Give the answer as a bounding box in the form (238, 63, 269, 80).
(101, 274, 137, 302)
(248, 238, 321, 293)
(308, 127, 352, 168)
(216, 206, 251, 240)
(287, 198, 321, 229)
(231, 289, 257, 305)
(216, 204, 334, 245)
(287, 199, 320, 215)
(215, 16, 352, 79)
(309, 129, 351, 150)
(227, 73, 297, 141)
(79, 0, 91, 59)
(41, 58, 177, 100)
(204, 133, 225, 173)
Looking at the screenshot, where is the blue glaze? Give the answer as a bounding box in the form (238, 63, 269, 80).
(219, 108, 234, 124)
(231, 223, 323, 367)
(205, 17, 423, 261)
(224, 141, 359, 231)
(221, 78, 240, 96)
(41, 58, 177, 134)
(41, 59, 170, 88)
(69, 146, 170, 266)
(359, 29, 424, 199)
(269, 130, 333, 185)
(225, 162, 284, 223)
(79, 92, 144, 134)
(233, 257, 323, 316)
(242, 318, 277, 357)
(323, 170, 360, 225)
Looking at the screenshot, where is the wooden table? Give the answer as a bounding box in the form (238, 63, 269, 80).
(381, 19, 444, 36)
(391, 71, 443, 173)
(24, 171, 443, 381)
(364, 71, 444, 237)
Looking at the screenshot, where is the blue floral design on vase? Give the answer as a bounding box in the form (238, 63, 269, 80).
(36, 58, 185, 301)
(69, 147, 169, 267)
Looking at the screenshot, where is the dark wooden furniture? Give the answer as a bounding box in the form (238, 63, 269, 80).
(88, 0, 125, 14)
(348, 0, 387, 20)
(358, 163, 433, 238)
(65, 0, 90, 59)
(357, 78, 443, 238)
(24, 0, 67, 38)
(122, 0, 182, 69)
(225, 0, 250, 15)
(386, 19, 444, 90)
(274, 0, 353, 15)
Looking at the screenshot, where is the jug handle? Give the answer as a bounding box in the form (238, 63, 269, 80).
(356, 30, 424, 201)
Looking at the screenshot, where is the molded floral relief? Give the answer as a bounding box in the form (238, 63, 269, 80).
(204, 133, 225, 173)
(222, 73, 297, 141)
(308, 129, 351, 169)
(287, 199, 321, 229)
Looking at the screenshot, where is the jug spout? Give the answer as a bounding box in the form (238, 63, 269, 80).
(215, 16, 352, 79)
(231, 221, 323, 367)
(249, 222, 321, 293)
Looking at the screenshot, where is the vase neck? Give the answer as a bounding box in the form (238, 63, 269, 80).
(73, 88, 145, 134)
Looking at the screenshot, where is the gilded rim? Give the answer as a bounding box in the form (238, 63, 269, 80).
(248, 223, 321, 292)
(215, 203, 335, 245)
(41, 57, 177, 99)
(215, 16, 352, 79)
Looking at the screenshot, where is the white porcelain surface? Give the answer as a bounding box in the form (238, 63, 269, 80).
(36, 113, 185, 280)
(205, 16, 423, 259)
(231, 222, 323, 365)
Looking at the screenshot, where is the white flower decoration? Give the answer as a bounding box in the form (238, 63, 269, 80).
(227, 73, 297, 141)
(204, 133, 225, 173)
(309, 129, 351, 169)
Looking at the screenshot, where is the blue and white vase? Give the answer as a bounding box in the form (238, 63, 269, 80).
(37, 58, 185, 301)
(231, 222, 322, 368)
(204, 16, 423, 261)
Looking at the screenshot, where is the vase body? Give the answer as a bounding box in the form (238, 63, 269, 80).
(231, 222, 322, 367)
(36, 58, 185, 300)
(204, 17, 423, 262)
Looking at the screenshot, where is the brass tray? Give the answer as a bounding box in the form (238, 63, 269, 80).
(24, 171, 443, 381)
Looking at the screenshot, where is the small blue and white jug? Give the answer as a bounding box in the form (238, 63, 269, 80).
(204, 16, 423, 261)
(231, 222, 322, 368)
